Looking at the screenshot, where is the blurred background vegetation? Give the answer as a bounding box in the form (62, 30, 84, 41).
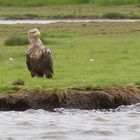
(0, 0, 139, 19)
(0, 0, 140, 7)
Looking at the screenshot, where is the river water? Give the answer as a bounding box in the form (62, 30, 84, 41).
(0, 104, 140, 140)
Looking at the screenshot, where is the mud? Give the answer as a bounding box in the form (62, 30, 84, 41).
(12, 79, 25, 86)
(0, 85, 140, 111)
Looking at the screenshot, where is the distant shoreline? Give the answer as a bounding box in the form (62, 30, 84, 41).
(0, 5, 140, 20)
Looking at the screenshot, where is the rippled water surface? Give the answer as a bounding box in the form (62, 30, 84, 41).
(1, 104, 140, 140)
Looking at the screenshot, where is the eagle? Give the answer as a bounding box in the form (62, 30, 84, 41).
(26, 28, 53, 78)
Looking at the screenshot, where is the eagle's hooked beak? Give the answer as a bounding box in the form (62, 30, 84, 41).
(35, 30, 41, 36)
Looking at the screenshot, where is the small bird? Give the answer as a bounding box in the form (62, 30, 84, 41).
(26, 28, 53, 78)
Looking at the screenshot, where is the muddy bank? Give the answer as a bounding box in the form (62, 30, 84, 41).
(0, 85, 140, 111)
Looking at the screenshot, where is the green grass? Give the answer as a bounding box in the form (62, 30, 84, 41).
(0, 0, 140, 19)
(0, 0, 140, 7)
(0, 5, 140, 20)
(0, 22, 140, 93)
(4, 35, 28, 46)
(4, 34, 48, 46)
(93, 0, 140, 6)
(102, 12, 125, 19)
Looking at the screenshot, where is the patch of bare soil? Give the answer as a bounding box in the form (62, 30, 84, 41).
(0, 85, 140, 111)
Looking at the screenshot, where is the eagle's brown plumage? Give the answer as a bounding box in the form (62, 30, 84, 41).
(26, 28, 53, 78)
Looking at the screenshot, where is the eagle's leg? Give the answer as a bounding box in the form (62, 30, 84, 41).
(37, 72, 44, 78)
(38, 75, 44, 78)
(31, 72, 43, 78)
(44, 71, 53, 78)
(31, 72, 36, 77)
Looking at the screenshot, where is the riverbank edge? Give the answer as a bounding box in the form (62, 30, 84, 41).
(0, 85, 140, 111)
(4, 16, 140, 20)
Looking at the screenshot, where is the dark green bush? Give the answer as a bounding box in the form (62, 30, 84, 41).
(4, 35, 48, 46)
(79, 0, 91, 4)
(102, 12, 125, 19)
(4, 35, 28, 46)
(92, 0, 140, 6)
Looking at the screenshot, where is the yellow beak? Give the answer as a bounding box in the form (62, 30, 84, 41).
(35, 30, 41, 36)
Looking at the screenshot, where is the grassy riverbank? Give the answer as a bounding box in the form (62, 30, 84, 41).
(0, 5, 140, 20)
(0, 0, 140, 19)
(0, 0, 140, 7)
(0, 22, 140, 92)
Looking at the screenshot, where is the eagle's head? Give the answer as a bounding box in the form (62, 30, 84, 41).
(28, 28, 40, 39)
(28, 28, 42, 47)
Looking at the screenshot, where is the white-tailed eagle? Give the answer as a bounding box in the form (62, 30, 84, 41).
(26, 28, 53, 78)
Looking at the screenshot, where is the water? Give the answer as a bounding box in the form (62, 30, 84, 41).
(0, 19, 140, 24)
(0, 104, 140, 140)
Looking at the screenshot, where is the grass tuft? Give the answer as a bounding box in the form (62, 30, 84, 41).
(6, 14, 40, 20)
(95, 0, 139, 6)
(4, 35, 48, 46)
(4, 36, 28, 46)
(102, 12, 125, 19)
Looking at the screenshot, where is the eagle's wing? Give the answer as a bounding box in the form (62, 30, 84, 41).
(26, 46, 53, 78)
(26, 53, 32, 71)
(41, 47, 54, 78)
